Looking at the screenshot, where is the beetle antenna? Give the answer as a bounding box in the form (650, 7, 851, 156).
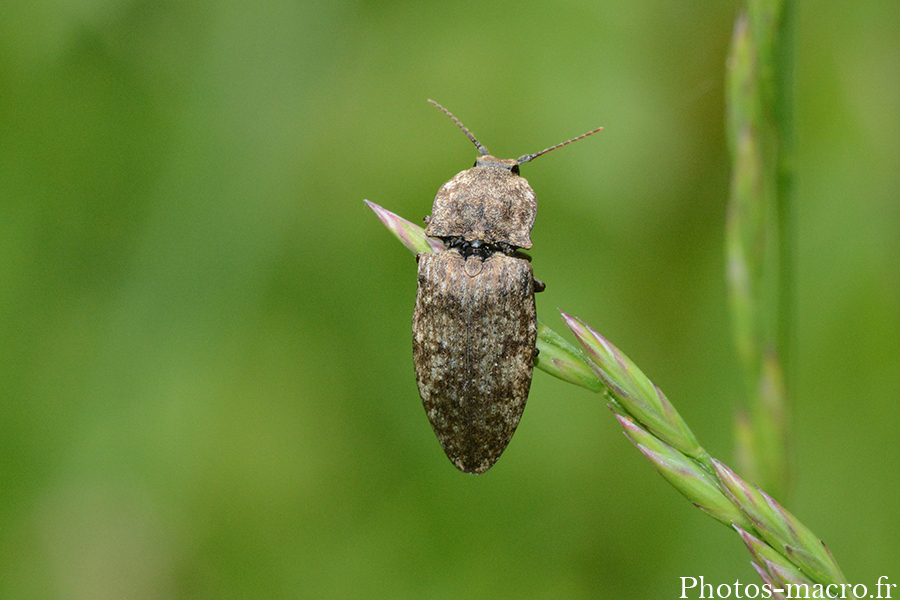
(428, 99, 490, 156)
(516, 126, 603, 164)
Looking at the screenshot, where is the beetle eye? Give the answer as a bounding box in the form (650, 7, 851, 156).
(510, 164, 520, 175)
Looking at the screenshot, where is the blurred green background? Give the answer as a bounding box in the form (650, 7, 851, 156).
(2, 0, 898, 598)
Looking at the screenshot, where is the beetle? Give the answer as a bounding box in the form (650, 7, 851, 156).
(413, 100, 601, 473)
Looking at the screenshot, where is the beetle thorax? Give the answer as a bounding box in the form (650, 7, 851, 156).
(425, 156, 537, 250)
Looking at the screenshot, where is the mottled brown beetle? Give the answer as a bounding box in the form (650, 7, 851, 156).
(414, 100, 601, 474)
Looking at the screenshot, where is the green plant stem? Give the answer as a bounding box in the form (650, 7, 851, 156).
(366, 199, 845, 586)
(726, 0, 794, 500)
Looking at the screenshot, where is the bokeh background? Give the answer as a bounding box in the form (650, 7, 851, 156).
(2, 1, 898, 598)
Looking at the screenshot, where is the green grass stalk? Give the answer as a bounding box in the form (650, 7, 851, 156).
(725, 0, 794, 500)
(366, 199, 844, 587)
